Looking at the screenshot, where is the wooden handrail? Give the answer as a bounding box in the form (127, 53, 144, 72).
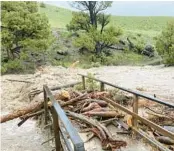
(43, 85, 85, 151)
(78, 74, 174, 108)
(79, 73, 174, 151)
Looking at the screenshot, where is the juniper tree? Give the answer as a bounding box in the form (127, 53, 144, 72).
(1, 1, 52, 60)
(67, 1, 122, 54)
(156, 21, 174, 65)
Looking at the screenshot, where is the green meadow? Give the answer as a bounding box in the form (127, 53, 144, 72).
(39, 4, 174, 34)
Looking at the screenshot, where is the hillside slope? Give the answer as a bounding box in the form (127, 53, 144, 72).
(39, 3, 174, 34)
(37, 3, 171, 67)
(39, 4, 72, 29)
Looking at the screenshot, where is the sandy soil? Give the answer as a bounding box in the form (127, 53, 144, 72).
(1, 65, 174, 151)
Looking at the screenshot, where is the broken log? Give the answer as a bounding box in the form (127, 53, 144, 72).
(87, 91, 109, 99)
(156, 136, 174, 145)
(6, 79, 34, 84)
(29, 81, 81, 99)
(79, 128, 91, 133)
(83, 107, 108, 113)
(115, 119, 131, 131)
(83, 110, 121, 118)
(18, 110, 44, 127)
(146, 111, 174, 121)
(1, 92, 87, 123)
(145, 106, 163, 115)
(117, 131, 131, 135)
(81, 102, 101, 112)
(0, 101, 43, 123)
(101, 117, 118, 125)
(20, 109, 44, 120)
(41, 136, 54, 145)
(83, 99, 108, 107)
(66, 111, 127, 150)
(17, 117, 29, 127)
(84, 133, 95, 143)
(61, 93, 87, 107)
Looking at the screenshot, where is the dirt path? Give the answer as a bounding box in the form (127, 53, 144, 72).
(1, 65, 174, 151)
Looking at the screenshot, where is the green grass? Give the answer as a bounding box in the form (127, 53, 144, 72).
(39, 3, 174, 32)
(38, 3, 172, 68)
(110, 16, 174, 32)
(38, 4, 72, 28)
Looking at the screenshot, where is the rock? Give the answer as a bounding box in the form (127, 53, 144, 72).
(145, 45, 154, 53)
(141, 44, 155, 57)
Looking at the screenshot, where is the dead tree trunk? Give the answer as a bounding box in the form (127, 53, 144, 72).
(0, 101, 43, 123)
(66, 111, 127, 150)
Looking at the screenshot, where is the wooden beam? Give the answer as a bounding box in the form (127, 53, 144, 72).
(43, 87, 48, 125)
(82, 76, 86, 90)
(78, 74, 174, 108)
(132, 95, 138, 127)
(101, 97, 174, 140)
(43, 85, 84, 150)
(100, 82, 105, 91)
(51, 107, 61, 151)
(133, 128, 171, 151)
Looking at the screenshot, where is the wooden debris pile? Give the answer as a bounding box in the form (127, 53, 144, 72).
(1, 85, 174, 150)
(0, 89, 128, 150)
(144, 104, 174, 149)
(60, 90, 128, 150)
(145, 105, 174, 126)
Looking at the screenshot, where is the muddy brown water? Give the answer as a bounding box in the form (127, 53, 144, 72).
(1, 114, 50, 151)
(1, 65, 174, 151)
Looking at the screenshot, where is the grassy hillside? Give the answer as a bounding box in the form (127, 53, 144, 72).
(38, 4, 73, 28)
(39, 3, 174, 33)
(37, 3, 171, 68)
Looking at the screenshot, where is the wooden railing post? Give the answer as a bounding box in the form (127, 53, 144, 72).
(52, 107, 61, 151)
(132, 94, 138, 127)
(43, 86, 48, 125)
(100, 82, 105, 91)
(82, 76, 85, 90)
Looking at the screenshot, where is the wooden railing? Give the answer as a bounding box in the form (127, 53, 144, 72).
(43, 85, 85, 151)
(79, 74, 174, 151)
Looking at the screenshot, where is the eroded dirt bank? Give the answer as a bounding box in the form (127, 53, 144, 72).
(1, 65, 174, 151)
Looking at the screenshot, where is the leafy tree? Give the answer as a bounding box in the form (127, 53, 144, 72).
(67, 1, 122, 54)
(1, 1, 52, 60)
(156, 21, 174, 65)
(40, 2, 46, 8)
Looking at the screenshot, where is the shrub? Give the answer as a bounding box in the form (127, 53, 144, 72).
(81, 64, 93, 69)
(74, 72, 99, 91)
(164, 46, 174, 65)
(91, 62, 101, 67)
(40, 2, 46, 8)
(1, 59, 24, 74)
(1, 66, 7, 74)
(86, 73, 99, 91)
(156, 21, 174, 65)
(89, 53, 110, 65)
(134, 39, 146, 54)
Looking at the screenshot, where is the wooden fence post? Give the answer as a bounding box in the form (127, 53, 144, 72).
(132, 94, 138, 127)
(43, 87, 48, 125)
(82, 76, 85, 90)
(100, 82, 105, 91)
(52, 107, 61, 151)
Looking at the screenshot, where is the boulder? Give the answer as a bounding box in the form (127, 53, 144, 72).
(141, 44, 155, 57)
